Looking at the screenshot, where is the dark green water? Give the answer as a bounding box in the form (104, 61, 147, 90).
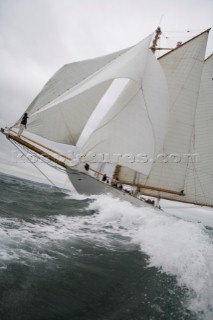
(0, 173, 212, 320)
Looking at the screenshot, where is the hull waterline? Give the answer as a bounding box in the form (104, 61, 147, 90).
(66, 168, 152, 208)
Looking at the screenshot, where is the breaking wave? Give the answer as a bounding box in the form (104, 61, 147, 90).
(87, 195, 213, 318)
(0, 173, 213, 319)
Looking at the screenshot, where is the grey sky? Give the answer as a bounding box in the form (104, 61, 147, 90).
(0, 0, 213, 183)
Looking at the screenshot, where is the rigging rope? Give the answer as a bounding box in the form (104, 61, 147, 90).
(9, 139, 59, 188)
(20, 145, 67, 173)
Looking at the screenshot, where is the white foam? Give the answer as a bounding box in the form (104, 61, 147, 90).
(0, 194, 213, 318)
(87, 195, 213, 317)
(64, 190, 95, 200)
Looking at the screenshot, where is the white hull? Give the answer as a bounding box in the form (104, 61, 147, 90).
(66, 168, 151, 208)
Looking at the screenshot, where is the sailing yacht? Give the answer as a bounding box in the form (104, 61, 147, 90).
(1, 27, 213, 208)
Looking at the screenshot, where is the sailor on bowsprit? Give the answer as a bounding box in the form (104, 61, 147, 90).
(18, 113, 29, 137)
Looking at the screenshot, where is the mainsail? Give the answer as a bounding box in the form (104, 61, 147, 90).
(117, 30, 212, 206)
(183, 53, 213, 205)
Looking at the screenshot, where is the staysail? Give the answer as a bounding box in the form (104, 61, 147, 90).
(13, 45, 132, 144)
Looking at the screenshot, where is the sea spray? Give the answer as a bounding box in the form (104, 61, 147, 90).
(88, 195, 213, 318)
(1, 174, 213, 319)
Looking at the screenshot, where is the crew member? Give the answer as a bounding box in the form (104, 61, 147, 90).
(18, 113, 29, 137)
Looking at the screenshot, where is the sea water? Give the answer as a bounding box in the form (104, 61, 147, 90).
(0, 173, 213, 320)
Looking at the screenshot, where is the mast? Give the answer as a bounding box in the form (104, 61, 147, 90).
(150, 27, 162, 53)
(112, 165, 121, 180)
(112, 26, 165, 192)
(150, 27, 174, 52)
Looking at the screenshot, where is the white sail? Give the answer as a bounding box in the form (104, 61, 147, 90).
(80, 38, 169, 177)
(23, 81, 112, 144)
(132, 30, 210, 201)
(15, 35, 162, 145)
(183, 54, 213, 206)
(14, 45, 132, 144)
